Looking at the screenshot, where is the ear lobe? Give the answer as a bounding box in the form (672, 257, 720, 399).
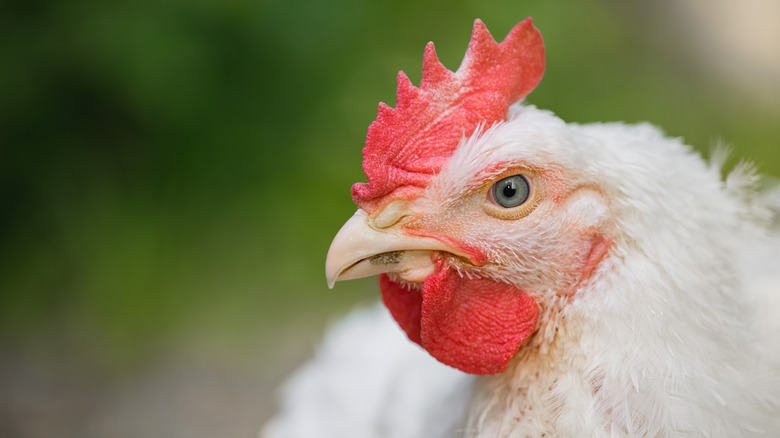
(561, 235, 613, 296)
(558, 187, 613, 296)
(560, 186, 611, 232)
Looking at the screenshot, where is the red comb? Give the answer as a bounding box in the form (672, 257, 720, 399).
(351, 18, 545, 211)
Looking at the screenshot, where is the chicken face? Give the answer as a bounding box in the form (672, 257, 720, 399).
(327, 110, 613, 375)
(326, 19, 613, 375)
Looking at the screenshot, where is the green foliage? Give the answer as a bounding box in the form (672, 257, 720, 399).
(1, 0, 777, 362)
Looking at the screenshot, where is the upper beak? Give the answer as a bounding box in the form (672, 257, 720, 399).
(325, 208, 463, 288)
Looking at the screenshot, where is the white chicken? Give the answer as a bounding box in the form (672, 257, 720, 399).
(263, 18, 780, 437)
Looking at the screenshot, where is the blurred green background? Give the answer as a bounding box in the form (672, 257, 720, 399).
(1, 0, 778, 436)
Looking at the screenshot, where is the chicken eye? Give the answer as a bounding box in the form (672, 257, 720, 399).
(491, 175, 530, 208)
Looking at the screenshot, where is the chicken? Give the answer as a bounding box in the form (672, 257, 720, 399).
(262, 18, 780, 437)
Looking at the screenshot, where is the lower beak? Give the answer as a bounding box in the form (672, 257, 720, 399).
(325, 209, 462, 288)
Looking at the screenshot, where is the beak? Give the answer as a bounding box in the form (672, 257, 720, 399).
(325, 209, 463, 288)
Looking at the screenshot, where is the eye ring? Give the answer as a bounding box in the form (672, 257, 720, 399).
(483, 170, 541, 220)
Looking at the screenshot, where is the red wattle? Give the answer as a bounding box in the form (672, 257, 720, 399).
(379, 274, 423, 344)
(379, 269, 539, 375)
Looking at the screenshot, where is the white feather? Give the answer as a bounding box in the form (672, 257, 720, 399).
(261, 305, 474, 438)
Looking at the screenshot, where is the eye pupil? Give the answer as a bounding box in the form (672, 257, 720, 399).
(502, 182, 517, 198)
(491, 175, 530, 208)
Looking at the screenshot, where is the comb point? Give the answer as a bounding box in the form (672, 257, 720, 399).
(396, 71, 419, 108)
(460, 19, 500, 74)
(421, 42, 453, 89)
(376, 101, 394, 117)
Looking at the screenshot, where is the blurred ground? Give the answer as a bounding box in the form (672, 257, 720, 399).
(0, 0, 778, 436)
(1, 337, 278, 438)
(0, 314, 338, 438)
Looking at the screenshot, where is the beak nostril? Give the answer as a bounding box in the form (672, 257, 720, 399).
(371, 200, 412, 229)
(373, 214, 410, 229)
